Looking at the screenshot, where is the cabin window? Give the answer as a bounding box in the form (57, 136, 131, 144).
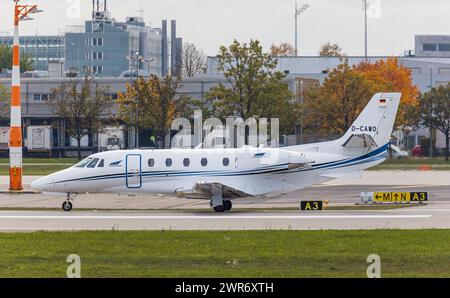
(98, 159, 105, 168)
(148, 159, 155, 167)
(223, 158, 230, 167)
(183, 158, 190, 167)
(74, 158, 92, 168)
(87, 158, 99, 168)
(201, 158, 208, 167)
(166, 158, 172, 167)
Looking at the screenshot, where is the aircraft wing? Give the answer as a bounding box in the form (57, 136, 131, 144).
(196, 182, 251, 199)
(342, 134, 378, 148)
(176, 182, 252, 200)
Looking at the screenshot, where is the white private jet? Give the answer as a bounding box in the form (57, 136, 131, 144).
(31, 93, 401, 212)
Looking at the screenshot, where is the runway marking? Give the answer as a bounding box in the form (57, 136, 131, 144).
(0, 215, 432, 220)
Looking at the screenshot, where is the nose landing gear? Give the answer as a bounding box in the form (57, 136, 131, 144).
(62, 193, 77, 212)
(62, 201, 72, 212)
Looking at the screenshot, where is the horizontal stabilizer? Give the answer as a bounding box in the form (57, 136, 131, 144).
(342, 134, 378, 148)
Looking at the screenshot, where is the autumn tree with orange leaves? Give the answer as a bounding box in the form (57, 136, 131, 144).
(303, 58, 420, 139)
(354, 58, 420, 127)
(270, 43, 296, 57)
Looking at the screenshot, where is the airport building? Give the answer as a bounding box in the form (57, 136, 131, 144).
(0, 35, 65, 72)
(0, 33, 448, 156)
(0, 75, 304, 156)
(0, 0, 182, 78)
(206, 35, 450, 152)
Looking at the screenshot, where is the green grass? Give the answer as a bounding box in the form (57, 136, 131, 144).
(0, 158, 78, 164)
(370, 157, 450, 171)
(0, 158, 77, 175)
(0, 230, 449, 278)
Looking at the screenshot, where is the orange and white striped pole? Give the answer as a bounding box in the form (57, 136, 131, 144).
(9, 0, 40, 191)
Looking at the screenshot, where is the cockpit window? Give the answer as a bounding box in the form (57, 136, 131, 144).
(74, 158, 93, 168)
(98, 159, 105, 168)
(87, 158, 100, 168)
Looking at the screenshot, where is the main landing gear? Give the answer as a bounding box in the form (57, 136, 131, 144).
(209, 184, 233, 213)
(62, 193, 76, 212)
(213, 200, 233, 213)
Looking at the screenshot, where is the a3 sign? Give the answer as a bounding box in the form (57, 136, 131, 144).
(300, 201, 323, 211)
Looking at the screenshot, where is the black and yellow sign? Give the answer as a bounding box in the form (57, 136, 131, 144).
(373, 192, 428, 203)
(301, 201, 323, 211)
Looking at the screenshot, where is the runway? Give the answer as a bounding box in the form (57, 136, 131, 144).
(0, 171, 448, 231)
(0, 203, 448, 231)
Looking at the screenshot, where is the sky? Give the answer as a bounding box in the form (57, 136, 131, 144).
(0, 0, 449, 56)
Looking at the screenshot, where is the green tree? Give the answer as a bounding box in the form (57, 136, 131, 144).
(0, 84, 9, 120)
(205, 39, 301, 136)
(118, 75, 189, 148)
(0, 45, 33, 72)
(50, 73, 112, 160)
(419, 84, 450, 161)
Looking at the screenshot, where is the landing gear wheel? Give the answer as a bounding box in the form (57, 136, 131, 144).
(223, 200, 232, 211)
(213, 205, 226, 213)
(62, 201, 73, 212)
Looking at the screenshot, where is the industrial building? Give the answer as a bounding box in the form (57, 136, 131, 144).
(65, 0, 182, 77)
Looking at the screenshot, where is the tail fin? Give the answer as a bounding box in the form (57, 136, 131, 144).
(340, 93, 401, 149)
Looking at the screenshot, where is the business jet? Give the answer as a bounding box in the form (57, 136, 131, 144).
(31, 93, 401, 212)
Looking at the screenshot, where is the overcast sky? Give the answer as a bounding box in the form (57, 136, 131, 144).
(1, 0, 449, 56)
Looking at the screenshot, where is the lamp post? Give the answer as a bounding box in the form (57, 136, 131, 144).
(294, 1, 309, 56)
(363, 0, 368, 58)
(126, 52, 143, 148)
(9, 0, 42, 191)
(141, 58, 156, 74)
(428, 66, 434, 158)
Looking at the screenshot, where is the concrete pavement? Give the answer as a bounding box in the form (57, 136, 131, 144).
(0, 202, 448, 231)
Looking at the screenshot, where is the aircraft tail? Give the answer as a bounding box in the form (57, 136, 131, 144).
(339, 93, 401, 151)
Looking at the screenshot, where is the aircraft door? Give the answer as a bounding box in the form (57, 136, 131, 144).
(126, 154, 142, 189)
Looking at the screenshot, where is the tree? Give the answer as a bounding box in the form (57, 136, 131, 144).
(419, 84, 450, 161)
(303, 61, 374, 137)
(0, 45, 33, 72)
(206, 39, 301, 136)
(118, 75, 189, 148)
(270, 43, 295, 57)
(50, 73, 112, 160)
(182, 42, 206, 78)
(354, 58, 420, 127)
(304, 58, 420, 138)
(319, 42, 346, 57)
(0, 84, 9, 120)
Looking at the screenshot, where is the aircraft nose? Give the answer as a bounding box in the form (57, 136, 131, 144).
(30, 177, 48, 191)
